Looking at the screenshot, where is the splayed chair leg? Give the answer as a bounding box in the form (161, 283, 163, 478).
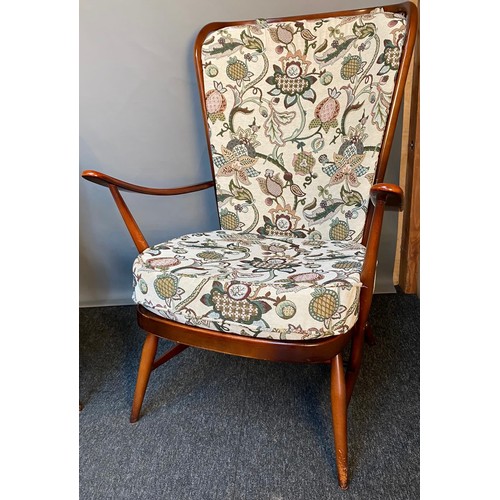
(130, 333, 159, 423)
(345, 321, 365, 406)
(331, 353, 348, 489)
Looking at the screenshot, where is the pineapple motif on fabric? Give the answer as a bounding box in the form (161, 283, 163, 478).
(200, 8, 407, 243)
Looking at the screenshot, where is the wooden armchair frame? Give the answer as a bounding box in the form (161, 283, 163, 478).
(82, 2, 417, 489)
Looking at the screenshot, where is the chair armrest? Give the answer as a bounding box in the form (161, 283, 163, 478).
(81, 170, 214, 196)
(369, 183, 404, 211)
(81, 169, 215, 253)
(359, 183, 404, 310)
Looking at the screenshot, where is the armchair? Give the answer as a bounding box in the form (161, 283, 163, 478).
(82, 2, 417, 489)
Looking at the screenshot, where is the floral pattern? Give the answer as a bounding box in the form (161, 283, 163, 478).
(133, 231, 363, 340)
(201, 8, 407, 242)
(131, 8, 409, 339)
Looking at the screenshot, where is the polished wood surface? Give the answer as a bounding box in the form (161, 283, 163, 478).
(395, 0, 420, 293)
(82, 170, 215, 252)
(137, 305, 352, 364)
(370, 183, 404, 210)
(399, 88, 420, 293)
(331, 354, 348, 489)
(82, 3, 418, 488)
(130, 333, 158, 423)
(82, 170, 215, 196)
(109, 185, 150, 253)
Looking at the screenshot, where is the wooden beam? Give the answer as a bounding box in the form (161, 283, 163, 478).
(394, 0, 420, 294)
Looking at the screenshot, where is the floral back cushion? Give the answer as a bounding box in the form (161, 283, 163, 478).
(199, 8, 407, 243)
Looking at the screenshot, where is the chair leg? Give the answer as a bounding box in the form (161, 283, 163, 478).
(345, 322, 363, 406)
(130, 333, 159, 423)
(331, 353, 348, 489)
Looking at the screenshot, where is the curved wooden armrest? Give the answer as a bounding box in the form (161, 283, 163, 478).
(369, 183, 404, 211)
(81, 169, 215, 253)
(81, 170, 214, 196)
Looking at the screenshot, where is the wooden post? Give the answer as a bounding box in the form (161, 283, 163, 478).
(394, 0, 420, 294)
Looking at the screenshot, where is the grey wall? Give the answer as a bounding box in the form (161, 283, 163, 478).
(80, 0, 403, 306)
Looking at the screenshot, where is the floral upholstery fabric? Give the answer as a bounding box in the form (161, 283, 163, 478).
(133, 231, 364, 340)
(201, 8, 407, 242)
(131, 8, 408, 339)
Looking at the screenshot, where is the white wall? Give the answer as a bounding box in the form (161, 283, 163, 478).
(79, 0, 404, 306)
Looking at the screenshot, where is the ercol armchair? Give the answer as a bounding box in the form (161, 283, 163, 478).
(82, 2, 417, 489)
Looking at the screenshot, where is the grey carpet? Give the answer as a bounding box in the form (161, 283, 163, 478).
(80, 293, 419, 499)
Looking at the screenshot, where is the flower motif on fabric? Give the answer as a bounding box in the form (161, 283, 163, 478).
(230, 127, 261, 152)
(258, 203, 302, 237)
(310, 88, 341, 132)
(269, 23, 295, 46)
(205, 82, 227, 123)
(214, 146, 259, 186)
(260, 242, 289, 255)
(326, 148, 366, 187)
(292, 151, 316, 176)
(201, 281, 270, 324)
(377, 39, 402, 75)
(266, 51, 317, 108)
(257, 169, 284, 200)
(344, 124, 368, 146)
(321, 129, 369, 188)
(275, 299, 297, 319)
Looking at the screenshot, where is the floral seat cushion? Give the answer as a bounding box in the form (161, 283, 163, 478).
(132, 230, 364, 340)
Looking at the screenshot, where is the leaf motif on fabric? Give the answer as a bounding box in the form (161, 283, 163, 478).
(303, 200, 344, 226)
(227, 84, 242, 107)
(353, 21, 376, 39)
(303, 197, 317, 211)
(314, 39, 328, 54)
(371, 89, 391, 131)
(284, 94, 297, 108)
(202, 41, 243, 59)
(217, 193, 232, 204)
(314, 37, 356, 68)
(354, 165, 369, 177)
(269, 27, 280, 44)
(263, 107, 296, 146)
(240, 31, 264, 53)
(290, 183, 305, 197)
(254, 300, 272, 314)
(229, 180, 254, 203)
(302, 88, 316, 103)
(340, 186, 363, 207)
(309, 117, 321, 129)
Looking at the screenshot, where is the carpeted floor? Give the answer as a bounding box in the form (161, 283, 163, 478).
(80, 293, 419, 499)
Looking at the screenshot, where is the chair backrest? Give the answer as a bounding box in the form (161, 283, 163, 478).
(195, 3, 416, 243)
